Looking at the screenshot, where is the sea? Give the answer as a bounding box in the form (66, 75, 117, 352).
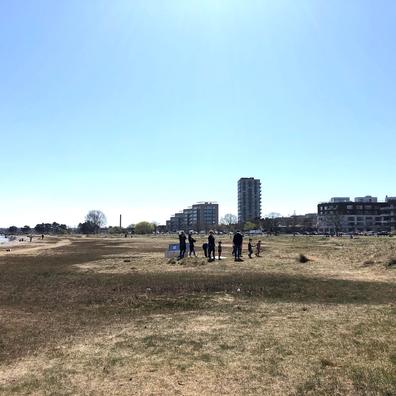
(0, 235, 10, 244)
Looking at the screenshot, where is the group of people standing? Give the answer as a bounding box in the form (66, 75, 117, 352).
(178, 231, 262, 262)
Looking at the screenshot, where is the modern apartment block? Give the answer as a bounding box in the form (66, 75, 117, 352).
(238, 177, 261, 224)
(317, 195, 396, 234)
(165, 202, 219, 232)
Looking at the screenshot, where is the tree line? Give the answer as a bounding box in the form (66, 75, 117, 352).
(3, 210, 302, 236)
(3, 210, 158, 235)
(77, 210, 157, 234)
(5, 223, 69, 235)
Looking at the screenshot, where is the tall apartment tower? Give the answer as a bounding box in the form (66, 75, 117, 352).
(238, 177, 261, 224)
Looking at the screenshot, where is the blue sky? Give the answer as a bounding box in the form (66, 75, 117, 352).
(1, 0, 395, 227)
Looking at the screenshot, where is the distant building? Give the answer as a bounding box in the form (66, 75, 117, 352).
(317, 196, 396, 234)
(165, 202, 219, 232)
(385, 196, 396, 233)
(238, 177, 261, 224)
(166, 212, 185, 232)
(156, 225, 167, 234)
(330, 197, 351, 203)
(264, 213, 317, 234)
(354, 196, 378, 203)
(193, 202, 219, 232)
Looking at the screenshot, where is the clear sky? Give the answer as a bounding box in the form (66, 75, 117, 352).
(1, 0, 395, 227)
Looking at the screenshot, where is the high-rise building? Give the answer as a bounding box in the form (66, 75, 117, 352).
(238, 177, 261, 224)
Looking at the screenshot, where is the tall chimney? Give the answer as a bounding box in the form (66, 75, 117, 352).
(119, 214, 122, 228)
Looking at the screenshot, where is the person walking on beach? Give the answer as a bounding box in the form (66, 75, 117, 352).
(188, 232, 196, 257)
(233, 231, 243, 261)
(248, 238, 254, 259)
(217, 241, 222, 260)
(178, 231, 187, 259)
(202, 242, 208, 258)
(255, 240, 262, 257)
(208, 230, 216, 262)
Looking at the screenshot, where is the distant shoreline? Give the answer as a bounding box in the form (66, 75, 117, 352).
(0, 235, 11, 245)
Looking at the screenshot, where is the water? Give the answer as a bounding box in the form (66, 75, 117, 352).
(0, 235, 10, 244)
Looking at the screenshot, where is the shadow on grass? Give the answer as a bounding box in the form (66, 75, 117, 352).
(1, 266, 395, 307)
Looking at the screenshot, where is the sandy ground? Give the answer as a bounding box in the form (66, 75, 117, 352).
(0, 236, 72, 256)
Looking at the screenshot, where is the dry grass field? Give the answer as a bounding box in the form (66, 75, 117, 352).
(0, 235, 395, 395)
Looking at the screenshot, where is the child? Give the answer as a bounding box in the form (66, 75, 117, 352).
(202, 242, 208, 258)
(255, 240, 262, 257)
(248, 238, 254, 259)
(217, 241, 222, 260)
(188, 232, 196, 257)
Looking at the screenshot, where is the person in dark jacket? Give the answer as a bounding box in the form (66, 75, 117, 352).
(208, 230, 216, 262)
(188, 232, 196, 257)
(178, 231, 187, 259)
(233, 231, 243, 261)
(202, 242, 208, 257)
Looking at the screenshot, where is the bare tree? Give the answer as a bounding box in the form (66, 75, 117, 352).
(220, 213, 237, 226)
(85, 210, 107, 229)
(151, 221, 159, 234)
(220, 213, 238, 232)
(322, 211, 343, 235)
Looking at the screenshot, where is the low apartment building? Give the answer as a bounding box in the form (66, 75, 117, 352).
(166, 202, 219, 233)
(317, 196, 396, 234)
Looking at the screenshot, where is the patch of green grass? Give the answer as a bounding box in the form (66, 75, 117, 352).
(0, 367, 78, 395)
(350, 366, 396, 395)
(219, 343, 236, 351)
(199, 353, 213, 363)
(296, 368, 349, 395)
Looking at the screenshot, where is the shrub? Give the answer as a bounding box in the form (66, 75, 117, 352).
(298, 254, 310, 263)
(134, 222, 155, 234)
(387, 258, 396, 267)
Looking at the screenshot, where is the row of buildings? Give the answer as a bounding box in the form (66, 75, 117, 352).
(317, 195, 396, 234)
(163, 175, 395, 234)
(165, 177, 262, 232)
(263, 196, 396, 235)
